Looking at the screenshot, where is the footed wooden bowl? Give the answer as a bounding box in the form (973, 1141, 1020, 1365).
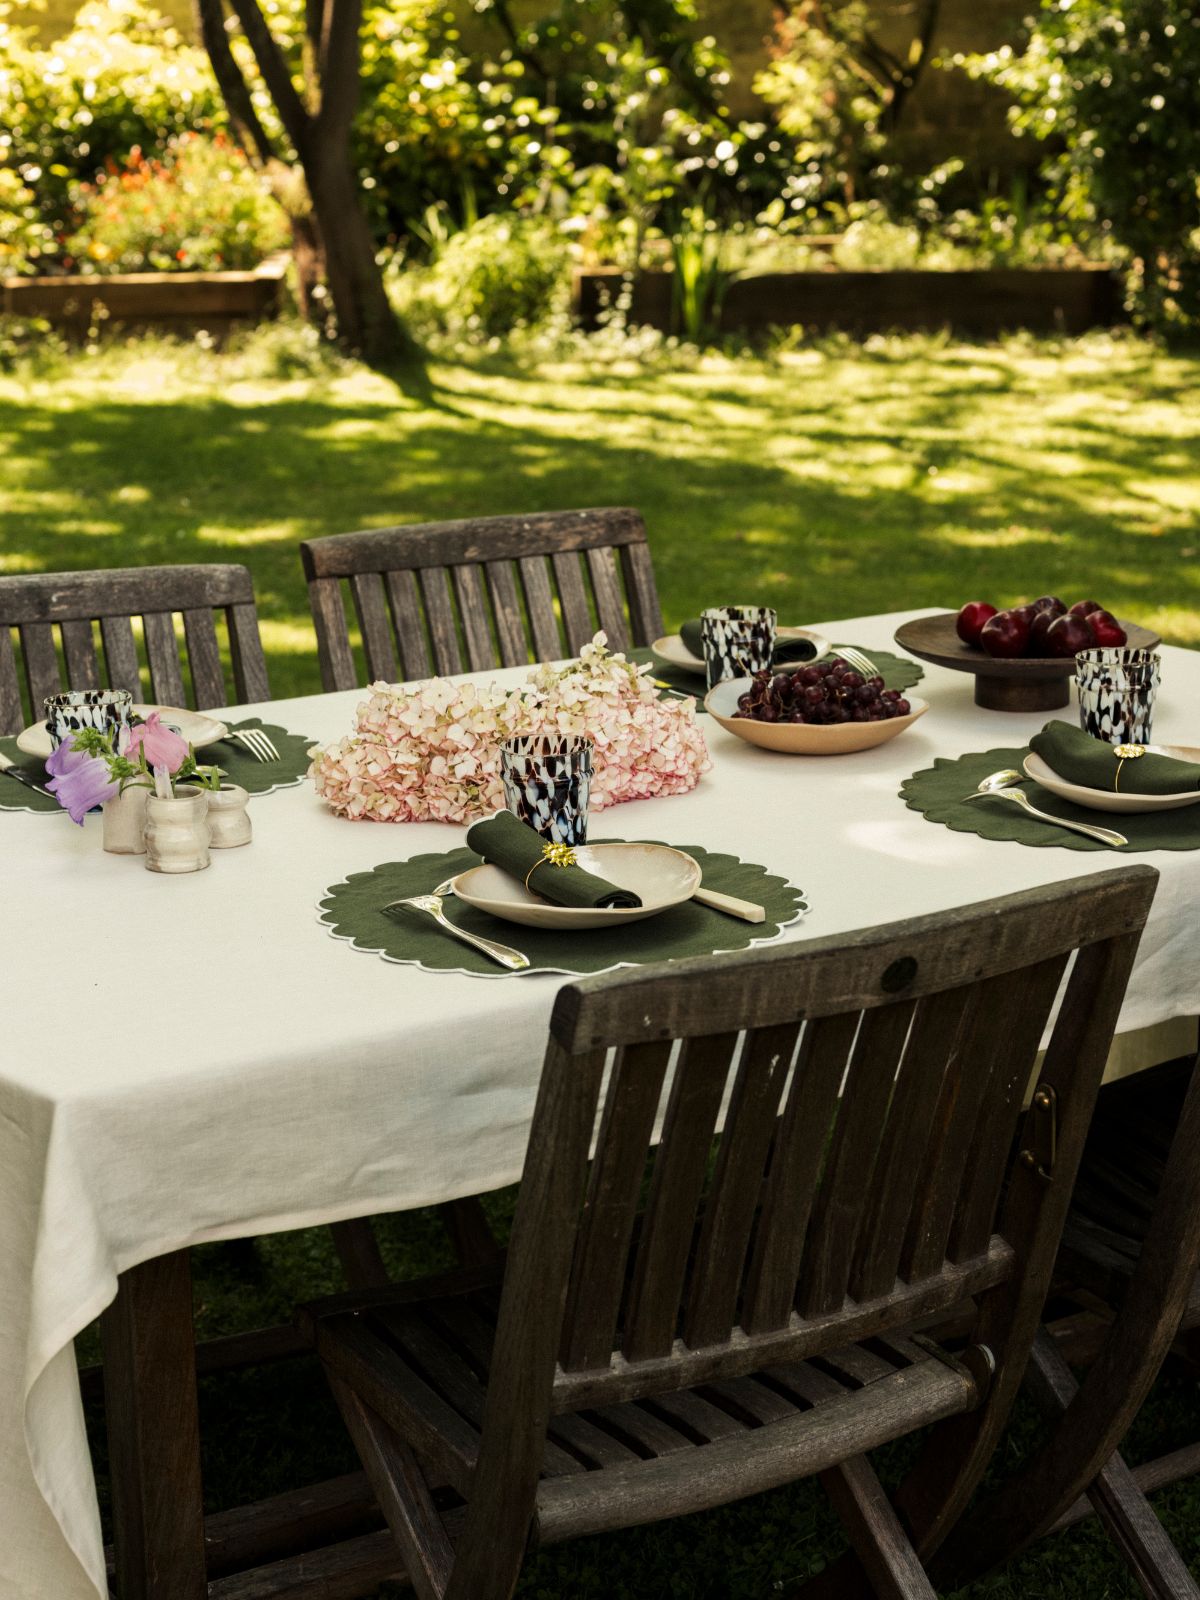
(893, 613, 1161, 712)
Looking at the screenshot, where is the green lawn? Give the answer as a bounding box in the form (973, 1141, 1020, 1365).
(4, 328, 1199, 706)
(8, 327, 1200, 1597)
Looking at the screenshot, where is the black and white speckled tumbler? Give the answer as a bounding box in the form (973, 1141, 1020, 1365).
(500, 735, 594, 846)
(1075, 648, 1160, 746)
(700, 606, 777, 691)
(44, 689, 133, 752)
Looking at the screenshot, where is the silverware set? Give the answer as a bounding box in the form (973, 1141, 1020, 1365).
(385, 881, 531, 971)
(963, 768, 1128, 848)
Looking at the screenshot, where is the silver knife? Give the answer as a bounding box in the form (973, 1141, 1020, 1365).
(0, 755, 53, 798)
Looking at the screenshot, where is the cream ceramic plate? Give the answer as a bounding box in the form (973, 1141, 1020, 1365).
(451, 843, 703, 930)
(16, 704, 230, 761)
(1023, 748, 1200, 814)
(705, 677, 928, 755)
(652, 627, 830, 677)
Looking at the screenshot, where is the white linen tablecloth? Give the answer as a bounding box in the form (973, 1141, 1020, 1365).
(2, 608, 1198, 1600)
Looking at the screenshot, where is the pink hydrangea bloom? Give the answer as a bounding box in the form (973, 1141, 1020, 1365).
(309, 635, 710, 824)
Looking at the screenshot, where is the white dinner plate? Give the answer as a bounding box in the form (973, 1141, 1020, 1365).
(451, 842, 703, 930)
(651, 627, 830, 676)
(16, 704, 230, 761)
(1023, 748, 1200, 814)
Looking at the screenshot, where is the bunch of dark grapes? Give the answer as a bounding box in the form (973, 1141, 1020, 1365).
(736, 661, 911, 725)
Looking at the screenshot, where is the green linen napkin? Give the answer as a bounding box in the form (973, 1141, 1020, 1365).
(465, 811, 644, 909)
(1029, 721, 1200, 796)
(680, 618, 818, 666)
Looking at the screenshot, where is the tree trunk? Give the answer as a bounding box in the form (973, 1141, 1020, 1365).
(304, 146, 407, 365)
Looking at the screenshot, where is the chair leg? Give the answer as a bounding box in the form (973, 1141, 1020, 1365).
(1024, 1335, 1199, 1600)
(330, 1219, 392, 1288)
(327, 1374, 455, 1600)
(785, 1457, 935, 1600)
(438, 1198, 502, 1268)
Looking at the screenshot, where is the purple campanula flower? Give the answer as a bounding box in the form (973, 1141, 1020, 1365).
(45, 740, 119, 825)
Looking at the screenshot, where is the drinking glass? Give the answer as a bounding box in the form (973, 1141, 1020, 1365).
(1075, 648, 1161, 746)
(44, 689, 134, 752)
(700, 606, 777, 691)
(500, 734, 594, 846)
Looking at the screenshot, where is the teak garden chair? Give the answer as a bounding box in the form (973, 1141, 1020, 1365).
(299, 865, 1157, 1600)
(300, 506, 665, 690)
(0, 563, 271, 731)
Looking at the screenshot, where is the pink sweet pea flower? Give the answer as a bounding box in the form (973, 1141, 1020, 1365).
(45, 740, 119, 825)
(125, 711, 189, 774)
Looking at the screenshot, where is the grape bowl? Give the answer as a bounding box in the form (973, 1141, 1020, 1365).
(705, 667, 929, 755)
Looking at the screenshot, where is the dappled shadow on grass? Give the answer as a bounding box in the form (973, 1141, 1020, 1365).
(3, 347, 1198, 699)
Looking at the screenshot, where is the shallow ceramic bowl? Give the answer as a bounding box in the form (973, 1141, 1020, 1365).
(451, 842, 702, 930)
(17, 704, 229, 761)
(705, 678, 928, 755)
(1023, 748, 1200, 814)
(651, 627, 830, 677)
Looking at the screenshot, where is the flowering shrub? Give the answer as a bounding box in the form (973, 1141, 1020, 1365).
(309, 635, 710, 824)
(65, 134, 287, 274)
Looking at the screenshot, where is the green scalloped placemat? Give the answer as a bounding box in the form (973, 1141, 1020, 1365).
(902, 745, 1200, 852)
(319, 841, 809, 978)
(630, 644, 924, 711)
(0, 737, 60, 813)
(0, 717, 314, 815)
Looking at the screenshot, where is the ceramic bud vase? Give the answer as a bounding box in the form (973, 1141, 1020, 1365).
(143, 789, 211, 874)
(184, 782, 251, 848)
(102, 783, 148, 855)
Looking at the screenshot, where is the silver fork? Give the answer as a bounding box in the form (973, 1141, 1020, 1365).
(834, 645, 879, 679)
(223, 727, 280, 762)
(384, 882, 530, 971)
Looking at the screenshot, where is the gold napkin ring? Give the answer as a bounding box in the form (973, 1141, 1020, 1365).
(524, 840, 577, 892)
(1112, 743, 1146, 792)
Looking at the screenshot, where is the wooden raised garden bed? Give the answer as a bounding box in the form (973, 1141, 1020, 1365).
(1, 254, 289, 339)
(574, 264, 1123, 339)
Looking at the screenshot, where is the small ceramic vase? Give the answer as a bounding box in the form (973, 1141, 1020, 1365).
(143, 789, 211, 874)
(102, 783, 148, 855)
(186, 782, 251, 848)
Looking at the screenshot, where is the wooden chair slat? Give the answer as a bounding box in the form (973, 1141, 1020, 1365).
(849, 988, 978, 1304)
(142, 611, 188, 707)
(99, 614, 144, 700)
(741, 1013, 861, 1335)
(648, 1387, 746, 1444)
(420, 570, 464, 677)
(226, 602, 271, 704)
(309, 577, 359, 692)
(450, 566, 497, 672)
(622, 1032, 739, 1363)
(797, 1000, 918, 1319)
(561, 1040, 674, 1372)
(948, 954, 1072, 1264)
(60, 618, 100, 691)
(585, 546, 632, 653)
(551, 552, 596, 656)
(19, 621, 60, 712)
(350, 574, 399, 685)
(385, 570, 432, 682)
(518, 555, 564, 663)
(485, 561, 530, 667)
(900, 965, 1058, 1284)
(683, 1021, 801, 1349)
(586, 1400, 695, 1457)
(181, 608, 225, 709)
(619, 540, 665, 644)
(0, 626, 23, 734)
(0, 563, 254, 625)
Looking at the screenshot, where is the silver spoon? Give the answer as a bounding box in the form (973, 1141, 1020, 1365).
(963, 769, 1128, 849)
(384, 883, 530, 971)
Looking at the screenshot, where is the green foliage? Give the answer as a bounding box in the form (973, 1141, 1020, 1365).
(964, 0, 1200, 325)
(64, 133, 287, 274)
(0, 0, 224, 267)
(395, 212, 571, 342)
